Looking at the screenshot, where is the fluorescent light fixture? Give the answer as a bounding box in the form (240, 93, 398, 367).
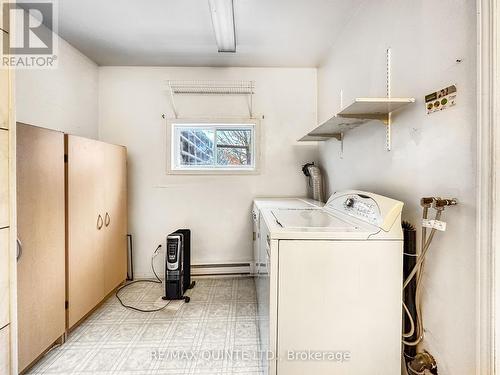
(208, 0, 236, 53)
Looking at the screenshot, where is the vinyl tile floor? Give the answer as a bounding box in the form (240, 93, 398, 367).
(26, 277, 263, 375)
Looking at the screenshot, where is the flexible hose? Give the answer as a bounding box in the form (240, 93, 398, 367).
(403, 263, 426, 346)
(402, 209, 442, 346)
(402, 301, 416, 338)
(404, 212, 441, 289)
(403, 206, 429, 341)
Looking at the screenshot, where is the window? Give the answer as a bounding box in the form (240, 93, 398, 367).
(168, 120, 258, 173)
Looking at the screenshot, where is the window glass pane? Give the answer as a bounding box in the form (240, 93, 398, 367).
(216, 129, 252, 166)
(178, 128, 214, 166)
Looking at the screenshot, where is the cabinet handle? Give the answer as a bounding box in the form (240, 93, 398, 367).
(97, 214, 103, 230)
(16, 238, 22, 261)
(105, 212, 110, 227)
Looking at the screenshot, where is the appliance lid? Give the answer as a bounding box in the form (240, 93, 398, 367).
(271, 208, 361, 232)
(253, 197, 324, 210)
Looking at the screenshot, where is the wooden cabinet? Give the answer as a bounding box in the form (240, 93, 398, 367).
(0, 68, 9, 130)
(16, 124, 66, 372)
(0, 13, 14, 374)
(0, 56, 11, 374)
(0, 228, 8, 329)
(67, 135, 127, 328)
(0, 129, 8, 228)
(0, 326, 10, 375)
(15, 129, 127, 370)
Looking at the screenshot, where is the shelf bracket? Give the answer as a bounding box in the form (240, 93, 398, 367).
(246, 89, 254, 118)
(168, 85, 179, 119)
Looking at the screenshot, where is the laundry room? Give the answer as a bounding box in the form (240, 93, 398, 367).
(0, 0, 491, 375)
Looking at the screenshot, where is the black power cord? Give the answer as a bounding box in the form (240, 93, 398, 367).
(115, 244, 172, 313)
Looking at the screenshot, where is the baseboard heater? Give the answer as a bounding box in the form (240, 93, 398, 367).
(191, 262, 251, 276)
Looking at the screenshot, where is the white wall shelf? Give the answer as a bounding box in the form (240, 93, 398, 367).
(298, 97, 415, 143)
(298, 116, 365, 141)
(299, 48, 415, 151)
(338, 97, 415, 123)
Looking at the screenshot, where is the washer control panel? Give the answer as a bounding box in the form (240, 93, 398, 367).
(325, 190, 404, 231)
(338, 194, 380, 226)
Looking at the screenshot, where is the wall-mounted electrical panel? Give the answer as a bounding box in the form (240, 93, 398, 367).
(425, 85, 457, 114)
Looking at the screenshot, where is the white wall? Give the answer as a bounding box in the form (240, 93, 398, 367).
(15, 34, 99, 138)
(316, 0, 476, 374)
(98, 67, 318, 276)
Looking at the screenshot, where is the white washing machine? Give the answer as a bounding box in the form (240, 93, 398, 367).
(258, 190, 404, 375)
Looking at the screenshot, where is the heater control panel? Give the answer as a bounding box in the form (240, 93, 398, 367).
(166, 235, 181, 271)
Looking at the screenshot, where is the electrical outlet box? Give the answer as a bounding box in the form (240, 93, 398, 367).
(425, 85, 457, 114)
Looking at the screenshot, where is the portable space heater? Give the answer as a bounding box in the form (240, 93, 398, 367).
(163, 229, 195, 302)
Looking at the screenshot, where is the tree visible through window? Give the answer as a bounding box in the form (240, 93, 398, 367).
(172, 123, 256, 171)
(216, 129, 251, 166)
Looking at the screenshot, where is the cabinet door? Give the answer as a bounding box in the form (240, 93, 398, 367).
(0, 228, 8, 329)
(67, 135, 105, 328)
(102, 143, 127, 296)
(0, 64, 9, 130)
(17, 124, 66, 372)
(0, 325, 10, 375)
(0, 129, 8, 228)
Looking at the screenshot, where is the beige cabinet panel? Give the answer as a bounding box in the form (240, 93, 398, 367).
(0, 325, 10, 375)
(0, 129, 8, 228)
(0, 28, 9, 130)
(17, 124, 66, 372)
(0, 65, 9, 130)
(0, 227, 8, 329)
(103, 143, 127, 296)
(67, 135, 105, 328)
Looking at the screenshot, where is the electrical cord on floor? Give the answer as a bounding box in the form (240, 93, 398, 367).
(115, 244, 172, 312)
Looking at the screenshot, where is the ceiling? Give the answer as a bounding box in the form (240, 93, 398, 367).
(55, 0, 364, 67)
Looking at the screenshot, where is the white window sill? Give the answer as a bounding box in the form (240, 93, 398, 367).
(168, 168, 259, 175)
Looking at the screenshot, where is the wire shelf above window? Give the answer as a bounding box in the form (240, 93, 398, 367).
(167, 80, 256, 118)
(168, 80, 255, 95)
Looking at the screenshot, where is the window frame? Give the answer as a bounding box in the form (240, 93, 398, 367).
(167, 118, 260, 175)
